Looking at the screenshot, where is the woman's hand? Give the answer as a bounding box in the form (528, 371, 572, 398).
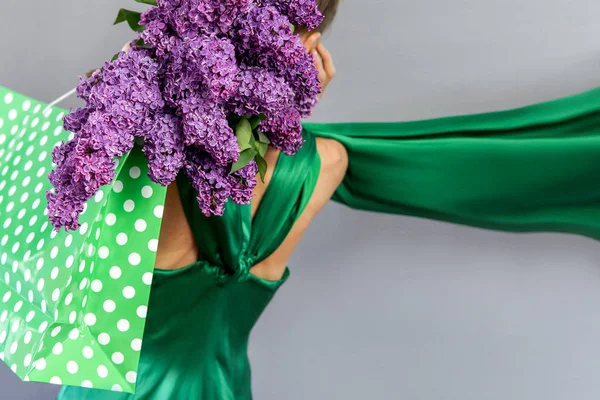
(312, 42, 336, 98)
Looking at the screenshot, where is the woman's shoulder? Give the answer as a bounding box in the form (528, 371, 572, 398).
(303, 137, 348, 214)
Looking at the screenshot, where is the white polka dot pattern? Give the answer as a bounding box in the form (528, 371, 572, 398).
(0, 87, 166, 393)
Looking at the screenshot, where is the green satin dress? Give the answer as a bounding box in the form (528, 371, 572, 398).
(59, 86, 600, 399)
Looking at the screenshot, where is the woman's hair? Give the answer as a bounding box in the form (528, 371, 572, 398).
(313, 0, 340, 33)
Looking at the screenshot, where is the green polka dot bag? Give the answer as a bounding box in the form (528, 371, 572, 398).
(0, 86, 166, 393)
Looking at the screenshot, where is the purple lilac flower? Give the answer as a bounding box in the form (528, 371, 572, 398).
(228, 65, 293, 116)
(234, 6, 305, 66)
(51, 0, 324, 230)
(143, 113, 186, 185)
(229, 160, 258, 204)
(259, 108, 304, 155)
(183, 149, 232, 216)
(179, 94, 240, 166)
(259, 0, 323, 31)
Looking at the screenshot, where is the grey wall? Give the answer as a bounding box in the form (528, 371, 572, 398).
(2, 0, 600, 399)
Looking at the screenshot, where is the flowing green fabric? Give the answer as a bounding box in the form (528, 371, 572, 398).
(306, 87, 600, 240)
(58, 87, 600, 399)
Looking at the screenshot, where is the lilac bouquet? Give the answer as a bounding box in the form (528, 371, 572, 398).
(47, 0, 323, 231)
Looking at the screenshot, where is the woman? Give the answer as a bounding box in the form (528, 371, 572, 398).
(57, 0, 600, 397)
(58, 1, 344, 399)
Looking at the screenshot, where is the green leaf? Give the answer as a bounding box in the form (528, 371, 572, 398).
(249, 114, 267, 130)
(257, 131, 271, 144)
(235, 118, 253, 151)
(230, 148, 257, 174)
(134, 0, 157, 5)
(114, 9, 144, 32)
(111, 52, 120, 61)
(255, 154, 268, 182)
(134, 38, 152, 49)
(290, 24, 296, 33)
(255, 140, 268, 158)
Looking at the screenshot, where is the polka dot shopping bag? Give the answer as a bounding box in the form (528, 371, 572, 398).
(0, 86, 166, 393)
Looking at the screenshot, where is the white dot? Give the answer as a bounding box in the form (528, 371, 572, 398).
(148, 239, 159, 252)
(68, 328, 79, 340)
(8, 110, 17, 121)
(110, 266, 122, 279)
(50, 267, 59, 280)
(69, 311, 77, 324)
(137, 305, 148, 318)
(141, 185, 153, 198)
(21, 100, 31, 110)
(81, 380, 93, 388)
(129, 166, 141, 179)
(34, 358, 47, 371)
(117, 319, 130, 332)
(38, 151, 47, 162)
(105, 213, 117, 226)
(37, 278, 45, 291)
(113, 180, 124, 193)
(25, 311, 35, 322)
(14, 300, 23, 312)
(112, 352, 124, 364)
(122, 286, 135, 299)
(82, 346, 94, 359)
(124, 200, 135, 212)
(52, 342, 63, 355)
(112, 384, 123, 392)
(84, 313, 96, 326)
(65, 294, 74, 306)
(98, 246, 110, 259)
(104, 299, 116, 313)
(98, 333, 111, 345)
(126, 371, 137, 384)
(2, 291, 11, 303)
(32, 198, 40, 209)
(94, 190, 104, 203)
(135, 219, 147, 232)
(50, 376, 62, 385)
(11, 320, 20, 332)
(24, 331, 33, 344)
(64, 234, 73, 247)
(42, 121, 50, 131)
(142, 272, 153, 285)
(4, 93, 13, 104)
(65, 255, 74, 268)
(116, 233, 128, 245)
(67, 361, 79, 374)
(50, 326, 61, 337)
(53, 126, 62, 136)
(97, 365, 108, 378)
(128, 253, 141, 266)
(36, 258, 44, 271)
(50, 246, 59, 259)
(131, 338, 142, 352)
(23, 353, 32, 368)
(154, 205, 164, 218)
(91, 280, 103, 292)
(0, 331, 5, 344)
(79, 222, 89, 235)
(9, 341, 18, 354)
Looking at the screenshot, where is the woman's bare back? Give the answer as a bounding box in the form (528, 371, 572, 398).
(154, 137, 348, 280)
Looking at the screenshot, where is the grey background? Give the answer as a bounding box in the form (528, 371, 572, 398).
(2, 0, 600, 399)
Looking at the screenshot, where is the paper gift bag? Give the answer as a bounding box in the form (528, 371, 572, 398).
(0, 86, 166, 393)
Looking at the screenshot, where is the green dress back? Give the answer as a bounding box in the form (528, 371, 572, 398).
(59, 86, 600, 399)
(57, 131, 321, 399)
